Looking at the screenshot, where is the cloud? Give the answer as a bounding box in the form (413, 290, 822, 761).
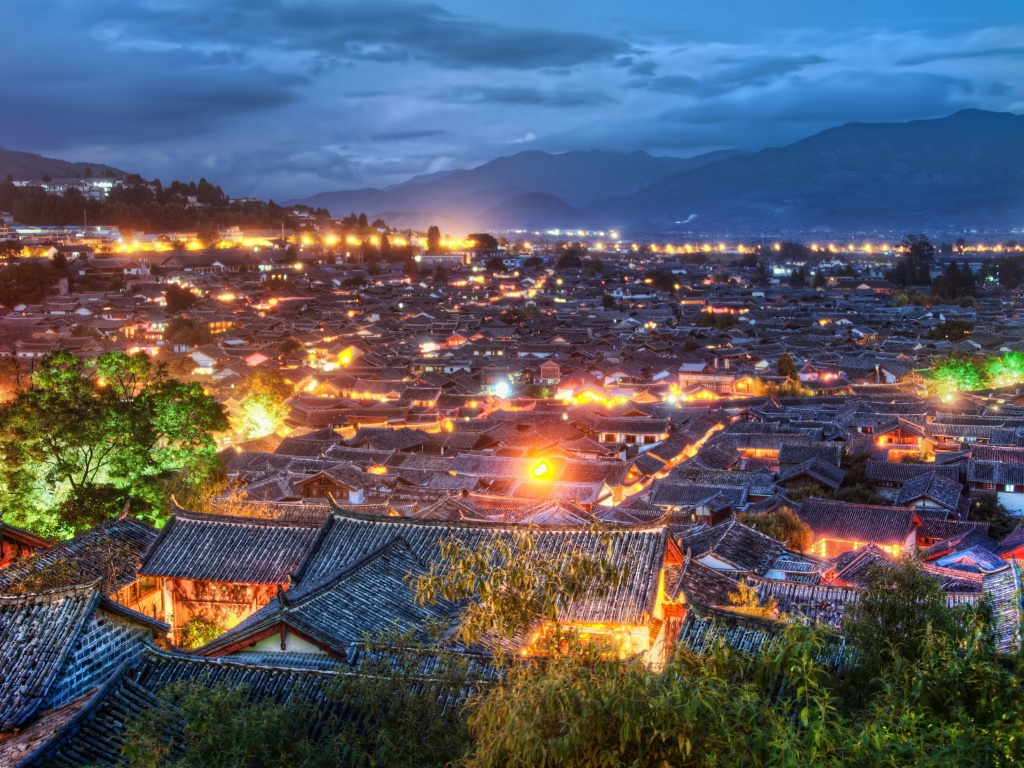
(442, 86, 614, 107)
(1, 1, 1021, 200)
(898, 45, 1024, 66)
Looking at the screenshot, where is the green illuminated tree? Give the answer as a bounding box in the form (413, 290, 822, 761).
(0, 351, 227, 536)
(932, 354, 990, 395)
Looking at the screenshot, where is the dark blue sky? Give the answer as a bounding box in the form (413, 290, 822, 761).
(4, 0, 1021, 199)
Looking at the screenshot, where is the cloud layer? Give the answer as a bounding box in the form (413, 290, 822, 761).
(2, 1, 1021, 199)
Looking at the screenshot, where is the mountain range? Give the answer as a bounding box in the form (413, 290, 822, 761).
(291, 110, 1024, 235)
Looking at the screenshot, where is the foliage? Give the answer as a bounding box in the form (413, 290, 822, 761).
(891, 288, 931, 307)
(235, 392, 289, 439)
(177, 614, 225, 650)
(645, 269, 678, 292)
(923, 319, 974, 341)
(412, 529, 624, 661)
(887, 234, 935, 287)
(162, 284, 196, 313)
(327, 626, 480, 767)
(484, 256, 506, 272)
(124, 680, 342, 768)
(986, 351, 1024, 387)
(468, 233, 500, 250)
(931, 353, 991, 395)
(554, 251, 583, 270)
(464, 578, 1022, 767)
(842, 558, 988, 680)
(426, 225, 443, 254)
(0, 260, 56, 308)
(0, 177, 297, 233)
(694, 311, 736, 330)
(164, 317, 213, 347)
(0, 351, 227, 536)
(748, 377, 813, 397)
(736, 508, 813, 552)
(523, 255, 543, 269)
(728, 579, 781, 619)
(970, 493, 1018, 540)
(777, 352, 799, 379)
(238, 367, 294, 401)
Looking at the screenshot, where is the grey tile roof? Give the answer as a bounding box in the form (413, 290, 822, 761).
(0, 585, 101, 732)
(0, 518, 157, 596)
(200, 538, 457, 657)
(798, 498, 917, 547)
(295, 506, 669, 626)
(678, 519, 789, 575)
(139, 510, 326, 584)
(893, 471, 963, 510)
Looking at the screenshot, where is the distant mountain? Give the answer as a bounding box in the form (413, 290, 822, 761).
(291, 110, 1024, 234)
(597, 109, 1024, 233)
(289, 149, 740, 231)
(0, 148, 127, 182)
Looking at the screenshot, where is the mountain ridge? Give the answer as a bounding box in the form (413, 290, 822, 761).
(290, 110, 1024, 234)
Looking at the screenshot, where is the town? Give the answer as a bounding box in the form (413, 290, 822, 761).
(2, 183, 1024, 764)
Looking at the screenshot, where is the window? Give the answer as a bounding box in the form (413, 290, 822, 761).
(1005, 484, 1015, 493)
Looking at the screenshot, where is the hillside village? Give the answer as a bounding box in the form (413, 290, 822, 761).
(2, 213, 1024, 764)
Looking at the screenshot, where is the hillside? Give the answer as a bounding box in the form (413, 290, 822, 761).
(290, 149, 740, 231)
(292, 111, 1024, 234)
(0, 148, 127, 182)
(598, 109, 1024, 233)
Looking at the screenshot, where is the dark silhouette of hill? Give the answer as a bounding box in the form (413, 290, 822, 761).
(597, 109, 1024, 232)
(0, 148, 126, 182)
(292, 110, 1024, 233)
(290, 149, 739, 231)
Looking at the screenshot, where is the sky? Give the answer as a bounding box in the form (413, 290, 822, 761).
(3, 0, 1022, 200)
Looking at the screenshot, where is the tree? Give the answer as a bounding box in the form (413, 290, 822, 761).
(0, 261, 56, 307)
(788, 267, 806, 288)
(233, 369, 293, 440)
(164, 284, 197, 313)
(0, 351, 227, 536)
(842, 558, 985, 679)
(432, 265, 449, 284)
(646, 269, 677, 292)
(426, 225, 443, 254)
(736, 508, 813, 552)
(970, 493, 1017, 540)
(555, 251, 583, 270)
(484, 256, 506, 273)
(923, 319, 974, 341)
(523, 255, 543, 269)
(164, 317, 213, 347)
(728, 580, 781, 619)
(413, 529, 623, 661)
(811, 271, 827, 290)
(196, 221, 220, 248)
(777, 352, 799, 380)
(468, 233, 500, 251)
(932, 353, 990, 394)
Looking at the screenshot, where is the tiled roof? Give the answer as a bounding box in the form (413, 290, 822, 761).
(295, 506, 670, 626)
(799, 498, 917, 547)
(894, 471, 963, 510)
(200, 538, 456, 656)
(864, 460, 960, 483)
(678, 519, 789, 575)
(0, 517, 157, 597)
(0, 585, 101, 731)
(139, 510, 326, 584)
